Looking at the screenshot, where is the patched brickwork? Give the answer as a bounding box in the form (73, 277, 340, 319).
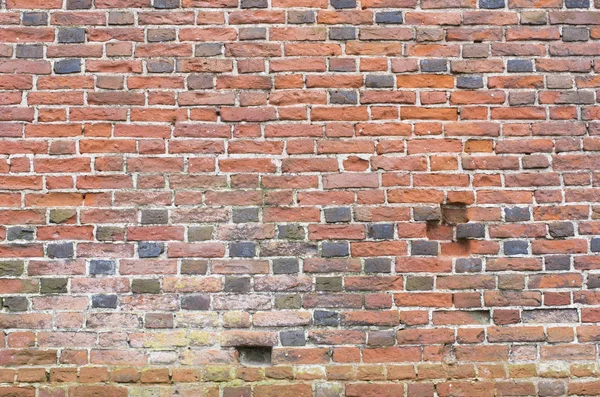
(1, 0, 600, 395)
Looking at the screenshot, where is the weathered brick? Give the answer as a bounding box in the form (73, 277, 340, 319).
(0, 0, 598, 392)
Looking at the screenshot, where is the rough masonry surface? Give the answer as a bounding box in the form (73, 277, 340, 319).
(0, 0, 600, 396)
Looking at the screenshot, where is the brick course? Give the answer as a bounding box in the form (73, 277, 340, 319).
(1, 0, 600, 395)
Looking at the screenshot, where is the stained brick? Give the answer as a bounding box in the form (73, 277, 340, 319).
(0, 0, 597, 393)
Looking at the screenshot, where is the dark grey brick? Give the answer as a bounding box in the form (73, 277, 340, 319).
(288, 10, 315, 24)
(92, 294, 118, 309)
(507, 59, 534, 73)
(273, 258, 299, 274)
(375, 11, 403, 24)
(230, 242, 256, 258)
(58, 28, 85, 44)
(548, 222, 575, 238)
(364, 258, 391, 273)
(7, 227, 34, 241)
(141, 210, 168, 225)
(365, 75, 394, 88)
(414, 206, 441, 222)
(277, 224, 305, 240)
(188, 74, 214, 89)
(330, 90, 357, 105)
(148, 29, 176, 42)
(480, 0, 505, 8)
(322, 242, 349, 257)
(225, 277, 251, 293)
(195, 43, 223, 57)
(457, 76, 484, 89)
(181, 294, 210, 310)
(329, 27, 356, 41)
(280, 330, 306, 346)
(587, 274, 600, 289)
(368, 224, 394, 240)
(67, 0, 93, 9)
(16, 45, 43, 59)
(331, 0, 356, 9)
(41, 278, 68, 294)
(188, 226, 213, 242)
(591, 238, 600, 253)
(3, 297, 28, 312)
(563, 27, 589, 42)
(233, 208, 259, 223)
(565, 0, 590, 8)
(154, 0, 180, 8)
(545, 255, 570, 271)
(239, 28, 266, 41)
(324, 207, 352, 223)
(421, 59, 447, 73)
(505, 207, 530, 222)
(456, 258, 482, 273)
(89, 260, 116, 275)
(54, 59, 81, 74)
(406, 276, 434, 291)
(316, 277, 343, 292)
(456, 223, 485, 239)
(241, 0, 268, 8)
(47, 243, 74, 259)
(147, 59, 174, 73)
(411, 241, 438, 256)
(504, 240, 529, 255)
(22, 12, 48, 26)
(314, 310, 339, 326)
(138, 242, 164, 258)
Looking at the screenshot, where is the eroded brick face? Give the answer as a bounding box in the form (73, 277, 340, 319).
(1, 0, 600, 395)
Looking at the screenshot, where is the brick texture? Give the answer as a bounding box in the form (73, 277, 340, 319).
(1, 0, 600, 395)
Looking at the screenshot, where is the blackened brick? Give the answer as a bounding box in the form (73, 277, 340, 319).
(324, 207, 351, 223)
(322, 242, 349, 257)
(375, 11, 403, 24)
(92, 294, 118, 309)
(90, 260, 116, 275)
(273, 258, 299, 274)
(480, 0, 505, 8)
(456, 224, 485, 239)
(367, 224, 394, 240)
(57, 28, 85, 44)
(22, 12, 47, 26)
(54, 59, 81, 74)
(230, 242, 256, 258)
(47, 243, 73, 259)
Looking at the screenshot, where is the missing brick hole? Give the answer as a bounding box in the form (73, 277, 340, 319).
(236, 346, 272, 366)
(441, 203, 468, 225)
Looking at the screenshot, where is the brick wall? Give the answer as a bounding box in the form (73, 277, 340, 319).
(1, 0, 600, 395)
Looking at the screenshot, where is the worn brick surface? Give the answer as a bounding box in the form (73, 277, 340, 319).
(0, 0, 600, 395)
